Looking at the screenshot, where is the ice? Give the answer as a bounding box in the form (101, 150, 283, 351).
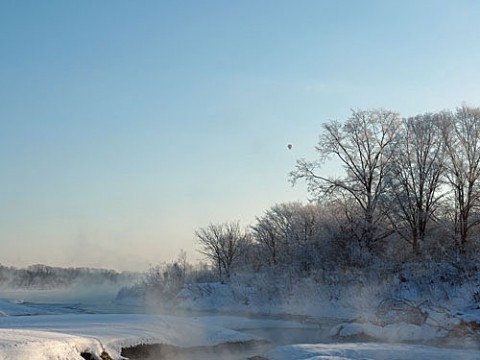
(266, 342, 480, 360)
(0, 300, 261, 360)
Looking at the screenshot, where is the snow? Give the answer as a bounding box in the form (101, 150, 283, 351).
(0, 299, 48, 317)
(0, 301, 263, 359)
(329, 321, 447, 342)
(0, 329, 98, 360)
(3, 276, 480, 360)
(266, 343, 480, 360)
(174, 281, 358, 321)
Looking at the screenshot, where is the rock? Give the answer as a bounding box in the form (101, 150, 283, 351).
(375, 298, 428, 326)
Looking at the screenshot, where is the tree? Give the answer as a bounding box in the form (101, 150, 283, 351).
(251, 202, 300, 267)
(251, 212, 280, 267)
(291, 109, 401, 254)
(195, 221, 248, 282)
(251, 202, 322, 271)
(388, 113, 445, 254)
(442, 105, 480, 252)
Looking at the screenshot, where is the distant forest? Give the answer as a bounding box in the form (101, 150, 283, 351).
(196, 105, 480, 282)
(0, 264, 137, 289)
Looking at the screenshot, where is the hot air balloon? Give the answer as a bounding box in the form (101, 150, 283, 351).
(287, 144, 293, 150)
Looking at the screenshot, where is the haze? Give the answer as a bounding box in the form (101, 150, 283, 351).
(1, 1, 480, 271)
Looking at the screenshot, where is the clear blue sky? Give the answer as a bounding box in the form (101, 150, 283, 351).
(1, 1, 480, 270)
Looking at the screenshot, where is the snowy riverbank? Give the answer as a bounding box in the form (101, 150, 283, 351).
(2, 271, 480, 360)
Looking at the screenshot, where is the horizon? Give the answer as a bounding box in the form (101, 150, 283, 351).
(2, 1, 480, 271)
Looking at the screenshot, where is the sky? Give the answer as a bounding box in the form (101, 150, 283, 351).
(1, 1, 480, 271)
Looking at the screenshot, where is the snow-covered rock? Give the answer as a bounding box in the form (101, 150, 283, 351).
(330, 321, 445, 342)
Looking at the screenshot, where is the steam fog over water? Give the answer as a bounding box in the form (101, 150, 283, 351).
(2, 267, 480, 360)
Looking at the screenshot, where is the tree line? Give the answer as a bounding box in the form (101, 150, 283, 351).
(196, 105, 480, 281)
(0, 264, 136, 289)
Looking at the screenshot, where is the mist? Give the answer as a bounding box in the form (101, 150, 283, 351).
(0, 264, 140, 305)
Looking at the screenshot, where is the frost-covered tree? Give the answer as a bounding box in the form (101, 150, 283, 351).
(251, 202, 300, 266)
(291, 109, 401, 254)
(195, 221, 248, 282)
(442, 105, 480, 252)
(388, 113, 446, 254)
(251, 202, 323, 271)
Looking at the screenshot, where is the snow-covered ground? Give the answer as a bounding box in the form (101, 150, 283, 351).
(0, 311, 262, 359)
(0, 296, 315, 359)
(2, 278, 480, 360)
(266, 342, 480, 360)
